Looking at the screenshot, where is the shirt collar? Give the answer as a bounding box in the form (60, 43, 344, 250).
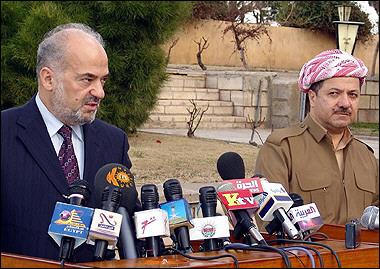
(35, 93, 83, 142)
(304, 114, 353, 146)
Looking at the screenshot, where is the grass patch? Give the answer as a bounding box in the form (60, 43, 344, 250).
(349, 122, 379, 136)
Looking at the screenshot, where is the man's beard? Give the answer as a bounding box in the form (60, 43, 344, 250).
(50, 80, 99, 125)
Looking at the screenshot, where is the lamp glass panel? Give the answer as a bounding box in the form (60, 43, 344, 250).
(337, 23, 359, 54)
(337, 5, 352, 21)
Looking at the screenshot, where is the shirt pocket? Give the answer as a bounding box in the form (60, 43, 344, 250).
(294, 171, 334, 222)
(353, 165, 376, 207)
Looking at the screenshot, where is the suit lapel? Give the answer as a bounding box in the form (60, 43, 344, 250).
(83, 122, 102, 182)
(16, 97, 68, 196)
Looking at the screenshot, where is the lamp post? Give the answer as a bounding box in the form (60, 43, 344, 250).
(333, 4, 364, 55)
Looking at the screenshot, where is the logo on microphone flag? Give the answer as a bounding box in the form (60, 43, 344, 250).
(106, 166, 134, 188)
(287, 203, 324, 232)
(48, 202, 93, 248)
(189, 216, 230, 240)
(217, 188, 259, 226)
(159, 198, 194, 231)
(224, 177, 264, 194)
(87, 208, 123, 247)
(134, 208, 170, 239)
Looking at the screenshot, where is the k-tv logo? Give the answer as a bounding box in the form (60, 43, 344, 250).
(217, 189, 259, 211)
(106, 166, 134, 188)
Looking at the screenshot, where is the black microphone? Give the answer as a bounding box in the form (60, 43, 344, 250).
(199, 186, 221, 251)
(141, 184, 162, 257)
(94, 163, 139, 259)
(162, 179, 193, 253)
(59, 179, 91, 262)
(217, 152, 245, 180)
(217, 152, 261, 246)
(92, 185, 122, 261)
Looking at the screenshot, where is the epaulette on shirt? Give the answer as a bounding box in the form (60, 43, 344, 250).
(266, 122, 308, 146)
(353, 137, 375, 154)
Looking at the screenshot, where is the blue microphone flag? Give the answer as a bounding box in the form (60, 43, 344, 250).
(48, 202, 94, 248)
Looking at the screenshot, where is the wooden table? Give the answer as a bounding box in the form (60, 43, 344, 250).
(2, 225, 378, 268)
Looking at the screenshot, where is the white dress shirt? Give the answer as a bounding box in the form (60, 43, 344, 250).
(35, 93, 84, 179)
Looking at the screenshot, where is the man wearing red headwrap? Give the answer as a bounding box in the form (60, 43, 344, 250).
(255, 49, 378, 227)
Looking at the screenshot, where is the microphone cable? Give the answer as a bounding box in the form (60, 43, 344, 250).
(291, 245, 324, 268)
(280, 246, 315, 268)
(267, 238, 341, 268)
(164, 247, 239, 268)
(302, 231, 329, 241)
(224, 243, 292, 268)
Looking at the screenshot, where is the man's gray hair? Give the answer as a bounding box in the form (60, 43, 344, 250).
(36, 23, 105, 80)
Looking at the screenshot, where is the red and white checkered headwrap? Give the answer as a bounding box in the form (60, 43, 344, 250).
(298, 49, 368, 93)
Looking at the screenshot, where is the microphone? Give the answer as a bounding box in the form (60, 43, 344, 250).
(93, 163, 139, 259)
(134, 184, 169, 257)
(254, 179, 299, 239)
(216, 152, 264, 246)
(287, 193, 324, 241)
(160, 179, 194, 253)
(360, 206, 379, 230)
(217, 182, 266, 245)
(195, 186, 227, 251)
(88, 185, 123, 261)
(48, 179, 93, 263)
(217, 152, 245, 180)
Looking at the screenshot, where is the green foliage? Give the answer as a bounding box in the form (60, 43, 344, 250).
(190, 1, 374, 44)
(275, 1, 374, 44)
(1, 1, 194, 133)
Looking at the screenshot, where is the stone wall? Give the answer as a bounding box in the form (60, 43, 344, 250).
(201, 68, 379, 128)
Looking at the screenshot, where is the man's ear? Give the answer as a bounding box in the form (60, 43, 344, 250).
(40, 67, 56, 91)
(308, 90, 316, 109)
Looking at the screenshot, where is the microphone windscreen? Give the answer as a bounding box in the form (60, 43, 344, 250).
(141, 184, 159, 210)
(360, 206, 379, 229)
(216, 181, 237, 193)
(68, 179, 91, 202)
(163, 179, 183, 201)
(289, 193, 304, 208)
(217, 152, 245, 180)
(94, 163, 138, 214)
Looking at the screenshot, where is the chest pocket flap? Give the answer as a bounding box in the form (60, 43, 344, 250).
(296, 170, 332, 191)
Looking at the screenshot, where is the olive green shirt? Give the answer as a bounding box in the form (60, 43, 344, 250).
(255, 114, 379, 226)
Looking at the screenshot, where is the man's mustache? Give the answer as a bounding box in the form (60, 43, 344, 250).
(333, 108, 351, 115)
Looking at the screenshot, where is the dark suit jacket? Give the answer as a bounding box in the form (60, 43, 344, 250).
(1, 95, 141, 262)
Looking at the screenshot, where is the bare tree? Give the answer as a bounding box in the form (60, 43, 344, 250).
(193, 37, 210, 70)
(166, 37, 179, 65)
(186, 99, 209, 138)
(247, 114, 265, 146)
(220, 1, 272, 69)
(223, 22, 271, 69)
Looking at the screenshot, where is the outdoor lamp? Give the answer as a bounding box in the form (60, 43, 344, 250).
(337, 4, 353, 21)
(333, 5, 363, 55)
(333, 21, 364, 55)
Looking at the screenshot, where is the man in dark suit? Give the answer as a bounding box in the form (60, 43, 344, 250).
(1, 23, 141, 263)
